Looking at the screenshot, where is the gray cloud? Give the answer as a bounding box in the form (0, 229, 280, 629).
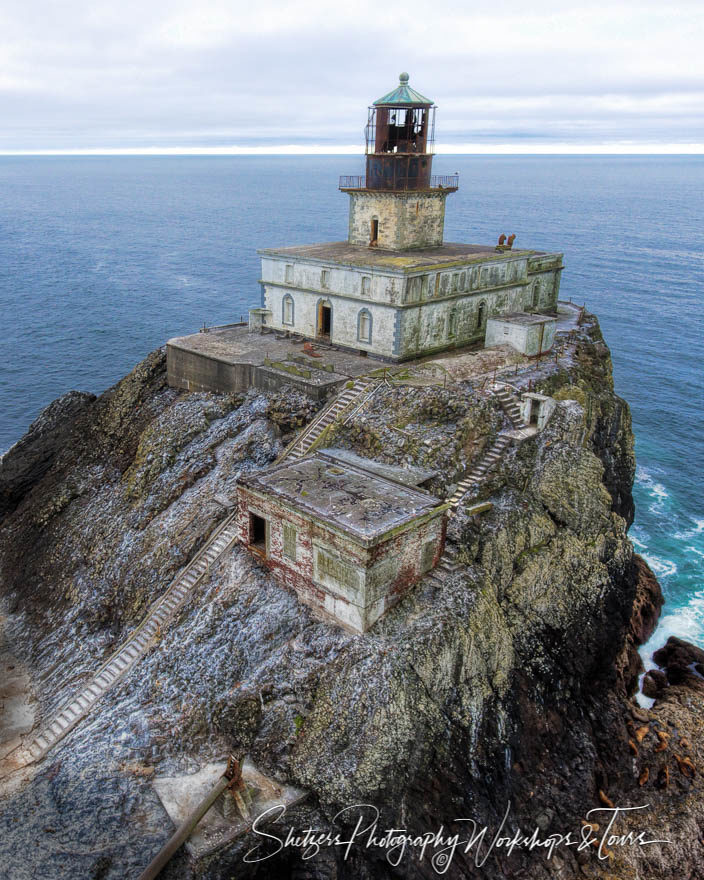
(0, 0, 702, 150)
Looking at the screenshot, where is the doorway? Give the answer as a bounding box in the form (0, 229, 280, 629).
(318, 302, 332, 339)
(370, 218, 379, 247)
(249, 512, 267, 555)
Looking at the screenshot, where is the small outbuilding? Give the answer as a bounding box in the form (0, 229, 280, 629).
(236, 452, 448, 633)
(485, 312, 556, 356)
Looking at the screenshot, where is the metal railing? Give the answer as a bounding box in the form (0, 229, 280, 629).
(339, 174, 459, 191)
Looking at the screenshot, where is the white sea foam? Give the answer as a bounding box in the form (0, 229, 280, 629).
(674, 519, 704, 540)
(641, 553, 678, 579)
(630, 532, 648, 551)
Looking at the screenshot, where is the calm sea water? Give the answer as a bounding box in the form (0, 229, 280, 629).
(0, 155, 701, 651)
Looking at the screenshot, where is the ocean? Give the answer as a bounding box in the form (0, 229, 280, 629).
(0, 155, 701, 653)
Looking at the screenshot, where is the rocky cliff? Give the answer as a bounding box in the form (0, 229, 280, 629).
(0, 318, 700, 880)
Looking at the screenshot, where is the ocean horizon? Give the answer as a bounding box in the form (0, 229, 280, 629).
(0, 154, 701, 656)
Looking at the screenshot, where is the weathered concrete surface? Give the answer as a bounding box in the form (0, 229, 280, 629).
(0, 314, 698, 880)
(259, 241, 562, 361)
(166, 325, 386, 398)
(347, 190, 447, 249)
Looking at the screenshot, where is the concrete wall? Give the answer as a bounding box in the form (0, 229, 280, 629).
(260, 253, 562, 361)
(236, 485, 445, 632)
(262, 283, 399, 358)
(166, 344, 339, 401)
(521, 393, 557, 429)
(167, 344, 254, 393)
(347, 191, 448, 250)
(485, 318, 556, 356)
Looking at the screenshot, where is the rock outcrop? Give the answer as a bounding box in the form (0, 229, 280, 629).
(0, 314, 699, 880)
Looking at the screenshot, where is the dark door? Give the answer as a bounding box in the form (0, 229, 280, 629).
(318, 304, 331, 339)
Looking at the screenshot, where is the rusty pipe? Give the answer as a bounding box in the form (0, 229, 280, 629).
(137, 772, 231, 880)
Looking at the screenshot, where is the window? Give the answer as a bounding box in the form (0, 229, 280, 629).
(452, 273, 460, 292)
(459, 271, 467, 290)
(532, 280, 540, 308)
(282, 294, 294, 326)
(321, 269, 330, 289)
(285, 264, 294, 284)
(282, 522, 297, 560)
(407, 276, 421, 302)
(370, 218, 379, 246)
(439, 274, 449, 295)
(361, 276, 371, 296)
(358, 309, 372, 343)
(477, 301, 487, 329)
(448, 308, 457, 337)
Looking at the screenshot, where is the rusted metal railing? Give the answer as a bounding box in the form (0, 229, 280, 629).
(338, 174, 459, 191)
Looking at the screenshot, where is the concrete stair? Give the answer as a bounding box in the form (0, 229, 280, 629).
(23, 516, 240, 764)
(424, 542, 461, 584)
(493, 384, 526, 428)
(447, 434, 512, 510)
(277, 378, 375, 462)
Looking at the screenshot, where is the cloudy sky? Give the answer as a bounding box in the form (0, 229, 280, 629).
(1, 0, 702, 153)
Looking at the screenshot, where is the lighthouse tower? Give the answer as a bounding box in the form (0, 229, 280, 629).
(340, 72, 457, 251)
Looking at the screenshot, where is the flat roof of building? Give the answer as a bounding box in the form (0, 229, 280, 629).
(258, 241, 560, 273)
(318, 447, 437, 488)
(239, 452, 445, 544)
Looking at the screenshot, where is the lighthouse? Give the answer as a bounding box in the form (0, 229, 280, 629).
(340, 71, 457, 251)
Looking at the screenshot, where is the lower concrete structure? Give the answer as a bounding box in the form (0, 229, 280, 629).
(166, 324, 387, 400)
(485, 312, 556, 356)
(521, 392, 556, 430)
(236, 452, 448, 632)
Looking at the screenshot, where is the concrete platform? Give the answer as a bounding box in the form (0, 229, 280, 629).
(152, 758, 306, 861)
(167, 323, 387, 400)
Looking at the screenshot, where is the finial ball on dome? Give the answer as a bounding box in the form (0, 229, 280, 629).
(399, 72, 410, 83)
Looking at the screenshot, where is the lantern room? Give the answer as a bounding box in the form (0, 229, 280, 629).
(364, 72, 436, 191)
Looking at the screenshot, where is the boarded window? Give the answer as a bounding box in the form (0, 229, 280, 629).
(361, 276, 371, 295)
(358, 309, 372, 343)
(321, 269, 331, 289)
(439, 274, 450, 294)
(285, 264, 294, 283)
(452, 273, 460, 292)
(315, 548, 358, 590)
(282, 294, 294, 325)
(448, 308, 457, 337)
(282, 522, 297, 559)
(459, 271, 467, 290)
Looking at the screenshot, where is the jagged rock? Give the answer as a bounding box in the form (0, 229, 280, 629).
(0, 316, 700, 880)
(0, 389, 96, 518)
(642, 668, 668, 697)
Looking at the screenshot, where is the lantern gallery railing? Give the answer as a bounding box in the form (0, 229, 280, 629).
(338, 174, 459, 191)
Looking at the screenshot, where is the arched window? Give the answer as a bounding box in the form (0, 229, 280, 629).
(282, 294, 294, 326)
(357, 308, 372, 343)
(477, 301, 487, 329)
